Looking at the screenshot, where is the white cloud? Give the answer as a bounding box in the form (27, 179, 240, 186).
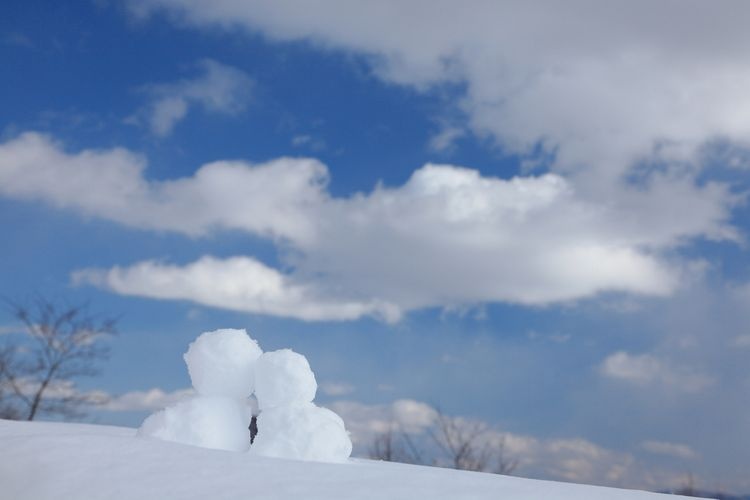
(318, 382, 355, 396)
(428, 126, 464, 153)
(0, 132, 325, 240)
(0, 132, 736, 321)
(291, 134, 326, 151)
(72, 256, 400, 323)
(640, 440, 698, 460)
(127, 0, 750, 177)
(599, 351, 714, 393)
(327, 399, 438, 444)
(134, 59, 253, 136)
(0, 377, 110, 408)
(101, 1, 750, 322)
(98, 387, 194, 412)
(4, 382, 193, 413)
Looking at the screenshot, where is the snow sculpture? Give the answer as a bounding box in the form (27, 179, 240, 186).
(137, 328, 352, 462)
(137, 328, 262, 451)
(251, 349, 352, 462)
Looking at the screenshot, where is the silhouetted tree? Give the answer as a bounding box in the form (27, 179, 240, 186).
(0, 297, 117, 420)
(369, 409, 518, 475)
(429, 410, 518, 474)
(369, 423, 422, 464)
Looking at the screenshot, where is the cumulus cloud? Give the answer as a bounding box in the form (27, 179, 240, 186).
(0, 132, 736, 321)
(72, 256, 399, 323)
(599, 351, 714, 393)
(133, 59, 253, 136)
(0, 132, 325, 239)
(126, 0, 750, 176)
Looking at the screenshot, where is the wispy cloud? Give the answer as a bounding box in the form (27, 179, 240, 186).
(131, 59, 253, 137)
(428, 126, 464, 153)
(97, 387, 194, 412)
(2, 32, 34, 49)
(599, 351, 714, 393)
(640, 440, 698, 460)
(318, 382, 355, 396)
(291, 134, 326, 151)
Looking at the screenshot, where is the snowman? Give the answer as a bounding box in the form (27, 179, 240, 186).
(137, 328, 262, 452)
(137, 328, 352, 462)
(250, 348, 352, 462)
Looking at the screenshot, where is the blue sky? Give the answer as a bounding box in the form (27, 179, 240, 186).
(2, 0, 750, 493)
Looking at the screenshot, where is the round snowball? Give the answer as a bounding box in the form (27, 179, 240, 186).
(137, 396, 251, 452)
(184, 328, 263, 398)
(254, 349, 317, 409)
(251, 403, 352, 462)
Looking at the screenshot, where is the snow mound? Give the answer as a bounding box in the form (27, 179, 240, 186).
(138, 396, 251, 452)
(255, 349, 317, 410)
(252, 403, 352, 462)
(0, 420, 706, 500)
(138, 328, 351, 462)
(184, 328, 262, 398)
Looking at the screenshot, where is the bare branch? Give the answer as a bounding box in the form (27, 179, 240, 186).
(369, 407, 519, 476)
(0, 297, 117, 420)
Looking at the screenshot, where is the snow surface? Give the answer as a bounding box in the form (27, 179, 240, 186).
(0, 420, 706, 500)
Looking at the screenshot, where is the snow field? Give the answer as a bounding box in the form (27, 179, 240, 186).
(0, 420, 705, 500)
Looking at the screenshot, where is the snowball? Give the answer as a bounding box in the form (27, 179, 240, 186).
(251, 403, 352, 462)
(137, 396, 251, 452)
(254, 349, 317, 409)
(184, 328, 262, 398)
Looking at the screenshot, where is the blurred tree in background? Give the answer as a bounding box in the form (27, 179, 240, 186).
(0, 297, 117, 420)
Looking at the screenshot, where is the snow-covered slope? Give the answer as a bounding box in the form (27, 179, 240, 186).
(0, 420, 704, 500)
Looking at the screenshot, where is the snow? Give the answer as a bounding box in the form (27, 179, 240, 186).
(183, 328, 262, 398)
(137, 328, 351, 461)
(252, 348, 350, 462)
(252, 402, 352, 462)
(137, 396, 251, 452)
(254, 349, 317, 410)
(0, 420, 706, 500)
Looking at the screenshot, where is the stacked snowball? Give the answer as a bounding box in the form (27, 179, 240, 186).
(250, 349, 352, 461)
(137, 328, 352, 462)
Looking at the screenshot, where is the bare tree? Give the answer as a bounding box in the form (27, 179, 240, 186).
(368, 409, 518, 475)
(369, 423, 422, 464)
(0, 297, 117, 420)
(429, 410, 518, 474)
(0, 345, 21, 419)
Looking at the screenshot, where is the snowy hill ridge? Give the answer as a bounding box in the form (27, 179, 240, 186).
(0, 420, 707, 500)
